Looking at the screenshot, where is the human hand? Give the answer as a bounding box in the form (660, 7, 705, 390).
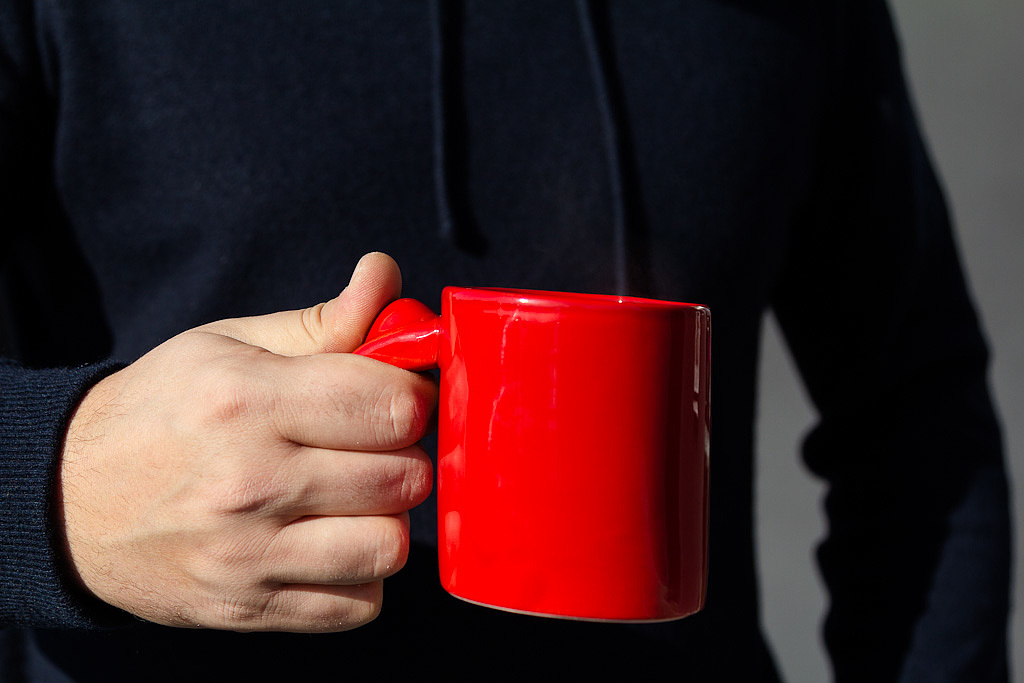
(57, 252, 436, 632)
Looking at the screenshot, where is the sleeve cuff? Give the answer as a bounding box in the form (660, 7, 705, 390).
(1, 359, 135, 628)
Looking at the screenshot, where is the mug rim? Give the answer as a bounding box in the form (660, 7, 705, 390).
(443, 286, 708, 313)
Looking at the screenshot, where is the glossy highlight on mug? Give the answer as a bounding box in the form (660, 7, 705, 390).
(356, 286, 711, 622)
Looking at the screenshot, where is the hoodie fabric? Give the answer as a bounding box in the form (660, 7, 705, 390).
(0, 1, 1011, 681)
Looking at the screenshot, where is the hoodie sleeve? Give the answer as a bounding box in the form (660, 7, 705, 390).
(0, 360, 131, 628)
(771, 2, 1011, 681)
(1, 0, 131, 628)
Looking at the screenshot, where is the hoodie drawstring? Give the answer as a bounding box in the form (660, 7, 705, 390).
(430, 1, 649, 293)
(430, 0, 486, 254)
(576, 0, 649, 296)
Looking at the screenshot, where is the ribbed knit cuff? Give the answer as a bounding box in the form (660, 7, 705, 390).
(1, 359, 133, 628)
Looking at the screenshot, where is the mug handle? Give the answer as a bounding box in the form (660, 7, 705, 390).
(353, 298, 443, 372)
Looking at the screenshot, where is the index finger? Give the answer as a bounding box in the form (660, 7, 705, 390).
(262, 351, 438, 452)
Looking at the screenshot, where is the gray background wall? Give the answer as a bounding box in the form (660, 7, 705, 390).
(756, 1, 1023, 680)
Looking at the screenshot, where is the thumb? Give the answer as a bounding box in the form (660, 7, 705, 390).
(203, 252, 403, 356)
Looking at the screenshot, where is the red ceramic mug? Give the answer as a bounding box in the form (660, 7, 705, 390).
(355, 286, 711, 622)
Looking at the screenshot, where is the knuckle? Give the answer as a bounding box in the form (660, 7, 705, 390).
(183, 534, 272, 604)
(218, 591, 277, 631)
(197, 358, 262, 426)
(398, 450, 433, 508)
(299, 303, 327, 348)
(203, 469, 279, 516)
(204, 532, 267, 572)
(351, 585, 384, 626)
(369, 516, 410, 578)
(342, 582, 385, 628)
(368, 381, 427, 447)
(303, 586, 383, 633)
(230, 584, 384, 634)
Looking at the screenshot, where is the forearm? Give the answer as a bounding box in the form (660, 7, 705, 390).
(804, 370, 1010, 681)
(897, 460, 1011, 682)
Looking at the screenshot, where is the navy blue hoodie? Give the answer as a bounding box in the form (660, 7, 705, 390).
(0, 1, 1011, 680)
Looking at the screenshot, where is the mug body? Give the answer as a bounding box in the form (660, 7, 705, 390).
(436, 287, 710, 621)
